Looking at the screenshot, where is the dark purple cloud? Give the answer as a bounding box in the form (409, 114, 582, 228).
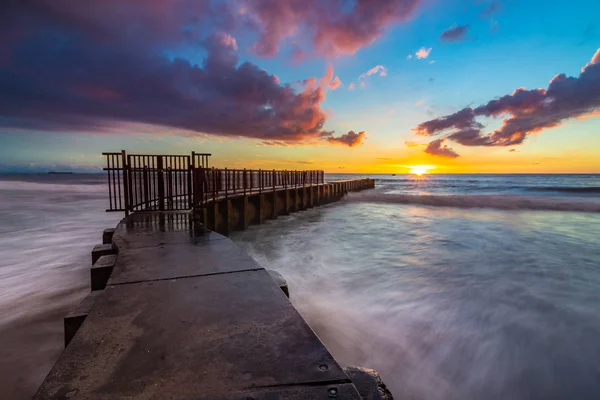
(440, 25, 469, 42)
(413, 48, 600, 157)
(0, 1, 383, 145)
(425, 139, 459, 158)
(326, 131, 367, 147)
(479, 1, 501, 18)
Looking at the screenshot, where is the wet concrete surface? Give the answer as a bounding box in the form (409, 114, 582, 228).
(35, 212, 360, 399)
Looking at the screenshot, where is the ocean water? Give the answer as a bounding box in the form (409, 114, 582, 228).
(0, 174, 121, 399)
(1, 173, 600, 399)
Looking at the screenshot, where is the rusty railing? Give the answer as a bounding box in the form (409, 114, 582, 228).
(104, 151, 324, 215)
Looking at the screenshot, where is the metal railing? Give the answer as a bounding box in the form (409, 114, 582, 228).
(193, 168, 324, 206)
(104, 151, 324, 215)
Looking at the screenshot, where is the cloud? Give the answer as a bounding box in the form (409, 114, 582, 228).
(415, 101, 423, 106)
(258, 140, 292, 147)
(413, 49, 600, 156)
(359, 65, 388, 79)
(405, 141, 426, 148)
(320, 64, 342, 90)
(1, 31, 337, 142)
(326, 130, 367, 147)
(480, 1, 501, 18)
(416, 47, 432, 59)
(359, 81, 366, 88)
(508, 149, 517, 152)
(440, 25, 469, 42)
(425, 138, 459, 158)
(348, 82, 356, 90)
(0, 3, 370, 145)
(329, 76, 342, 90)
(407, 54, 413, 60)
(244, 0, 425, 57)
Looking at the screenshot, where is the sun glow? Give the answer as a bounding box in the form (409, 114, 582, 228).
(408, 165, 434, 176)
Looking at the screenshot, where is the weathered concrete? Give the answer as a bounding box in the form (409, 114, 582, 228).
(344, 367, 394, 400)
(37, 269, 356, 398)
(91, 243, 115, 264)
(37, 179, 381, 399)
(108, 239, 264, 285)
(63, 291, 101, 347)
(267, 269, 289, 298)
(190, 383, 361, 399)
(102, 228, 115, 244)
(90, 254, 117, 291)
(199, 179, 375, 235)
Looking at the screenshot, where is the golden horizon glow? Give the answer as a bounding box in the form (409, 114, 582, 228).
(408, 165, 434, 176)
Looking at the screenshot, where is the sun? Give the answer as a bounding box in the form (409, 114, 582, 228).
(409, 165, 434, 176)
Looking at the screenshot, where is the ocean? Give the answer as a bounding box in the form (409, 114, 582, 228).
(1, 173, 600, 399)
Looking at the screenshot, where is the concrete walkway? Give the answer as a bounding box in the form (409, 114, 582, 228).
(35, 212, 363, 399)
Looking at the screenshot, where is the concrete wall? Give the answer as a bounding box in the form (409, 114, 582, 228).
(198, 179, 375, 235)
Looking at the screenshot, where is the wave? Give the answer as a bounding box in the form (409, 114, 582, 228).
(346, 193, 600, 212)
(528, 187, 600, 194)
(0, 180, 106, 193)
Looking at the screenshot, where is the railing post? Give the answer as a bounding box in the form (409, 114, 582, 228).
(243, 169, 247, 196)
(212, 167, 217, 202)
(157, 155, 165, 211)
(187, 154, 193, 209)
(272, 169, 276, 193)
(224, 167, 228, 199)
(259, 169, 262, 194)
(121, 150, 130, 216)
(143, 166, 149, 211)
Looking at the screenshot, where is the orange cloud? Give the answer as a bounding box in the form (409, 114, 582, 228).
(416, 47, 432, 59)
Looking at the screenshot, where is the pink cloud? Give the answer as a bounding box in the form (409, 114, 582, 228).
(413, 48, 600, 156)
(329, 76, 342, 90)
(359, 65, 388, 79)
(319, 64, 342, 90)
(348, 82, 356, 90)
(245, 0, 424, 57)
(416, 47, 432, 59)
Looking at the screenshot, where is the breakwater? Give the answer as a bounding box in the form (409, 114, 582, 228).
(34, 161, 389, 398)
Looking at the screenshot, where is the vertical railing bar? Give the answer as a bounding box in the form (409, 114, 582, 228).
(213, 167, 216, 202)
(175, 156, 179, 208)
(177, 156, 182, 208)
(112, 155, 117, 209)
(150, 156, 155, 209)
(116, 154, 122, 210)
(121, 151, 129, 215)
(106, 155, 113, 210)
(225, 168, 228, 198)
(187, 156, 192, 209)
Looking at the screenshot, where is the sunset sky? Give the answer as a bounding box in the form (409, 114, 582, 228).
(1, 0, 599, 173)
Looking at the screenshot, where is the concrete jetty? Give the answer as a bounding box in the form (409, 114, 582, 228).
(35, 152, 389, 399)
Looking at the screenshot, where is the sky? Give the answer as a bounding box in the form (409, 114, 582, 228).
(1, 0, 599, 173)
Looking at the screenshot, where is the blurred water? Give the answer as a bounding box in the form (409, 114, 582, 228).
(232, 174, 600, 400)
(1, 173, 600, 399)
(0, 174, 120, 399)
